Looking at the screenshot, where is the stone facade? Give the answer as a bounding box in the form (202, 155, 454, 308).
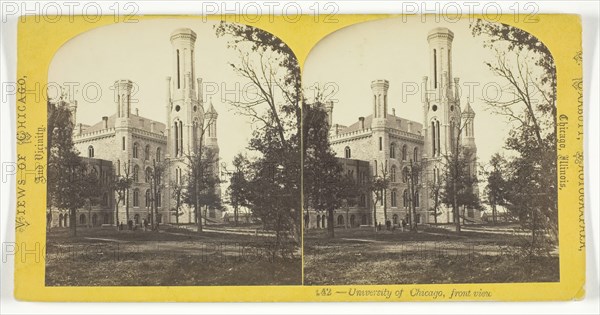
(311, 27, 481, 228)
(47, 157, 114, 228)
(52, 28, 222, 227)
(306, 158, 372, 229)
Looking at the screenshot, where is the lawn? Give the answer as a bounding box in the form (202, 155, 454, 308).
(45, 226, 301, 286)
(303, 226, 559, 285)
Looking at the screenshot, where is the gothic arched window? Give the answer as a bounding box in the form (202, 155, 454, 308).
(403, 189, 409, 208)
(145, 189, 151, 207)
(431, 121, 436, 156)
(390, 165, 397, 182)
(391, 189, 397, 207)
(174, 121, 179, 157)
(133, 142, 139, 159)
(156, 147, 161, 162)
(337, 215, 344, 226)
(402, 145, 407, 161)
(390, 142, 396, 159)
(144, 145, 150, 161)
(345, 146, 351, 159)
(450, 120, 456, 152)
(415, 189, 420, 207)
(413, 147, 419, 162)
(145, 167, 152, 183)
(133, 165, 139, 182)
(133, 189, 139, 207)
(88, 145, 94, 158)
(359, 194, 366, 207)
(402, 167, 409, 183)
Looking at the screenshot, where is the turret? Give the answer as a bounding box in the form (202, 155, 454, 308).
(68, 100, 78, 126)
(324, 100, 334, 127)
(427, 27, 454, 94)
(114, 79, 133, 118)
(371, 79, 389, 119)
(461, 100, 476, 146)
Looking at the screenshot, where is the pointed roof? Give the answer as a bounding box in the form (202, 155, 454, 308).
(205, 97, 218, 116)
(462, 101, 475, 115)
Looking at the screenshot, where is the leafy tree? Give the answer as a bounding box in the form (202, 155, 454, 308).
(215, 22, 301, 245)
(47, 98, 99, 236)
(441, 147, 481, 230)
(183, 146, 221, 232)
(226, 153, 251, 225)
(113, 161, 133, 228)
(304, 102, 355, 238)
(170, 178, 185, 225)
(147, 160, 165, 229)
(367, 170, 389, 231)
(428, 174, 444, 225)
(482, 153, 509, 224)
(406, 160, 424, 232)
(472, 20, 557, 254)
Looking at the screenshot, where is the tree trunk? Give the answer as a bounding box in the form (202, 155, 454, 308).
(383, 190, 388, 225)
(115, 197, 120, 230)
(125, 189, 130, 224)
(234, 206, 239, 226)
(453, 160, 461, 233)
(373, 201, 378, 232)
(70, 208, 77, 237)
(345, 208, 349, 229)
(327, 208, 334, 238)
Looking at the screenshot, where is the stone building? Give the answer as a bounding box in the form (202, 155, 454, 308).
(308, 27, 480, 229)
(71, 79, 169, 226)
(50, 27, 222, 227)
(307, 158, 373, 229)
(48, 156, 114, 228)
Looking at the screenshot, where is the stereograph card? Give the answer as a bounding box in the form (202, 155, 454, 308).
(13, 13, 584, 302)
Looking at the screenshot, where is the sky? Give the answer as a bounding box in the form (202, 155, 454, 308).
(49, 19, 259, 194)
(303, 17, 515, 167)
(49, 17, 527, 196)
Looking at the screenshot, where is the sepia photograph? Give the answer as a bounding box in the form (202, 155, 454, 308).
(44, 19, 302, 286)
(302, 17, 559, 285)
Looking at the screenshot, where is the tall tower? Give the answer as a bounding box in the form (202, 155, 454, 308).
(166, 28, 203, 159)
(114, 79, 133, 171)
(370, 79, 389, 224)
(461, 101, 477, 180)
(204, 98, 219, 149)
(423, 27, 461, 159)
(204, 98, 222, 209)
(165, 28, 205, 224)
(423, 27, 462, 223)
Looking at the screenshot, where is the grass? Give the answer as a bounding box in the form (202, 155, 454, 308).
(304, 227, 559, 285)
(45, 226, 301, 286)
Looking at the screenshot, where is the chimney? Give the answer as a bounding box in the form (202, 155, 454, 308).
(150, 122, 156, 133)
(359, 117, 365, 130)
(392, 108, 396, 116)
(135, 108, 139, 116)
(102, 116, 108, 129)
